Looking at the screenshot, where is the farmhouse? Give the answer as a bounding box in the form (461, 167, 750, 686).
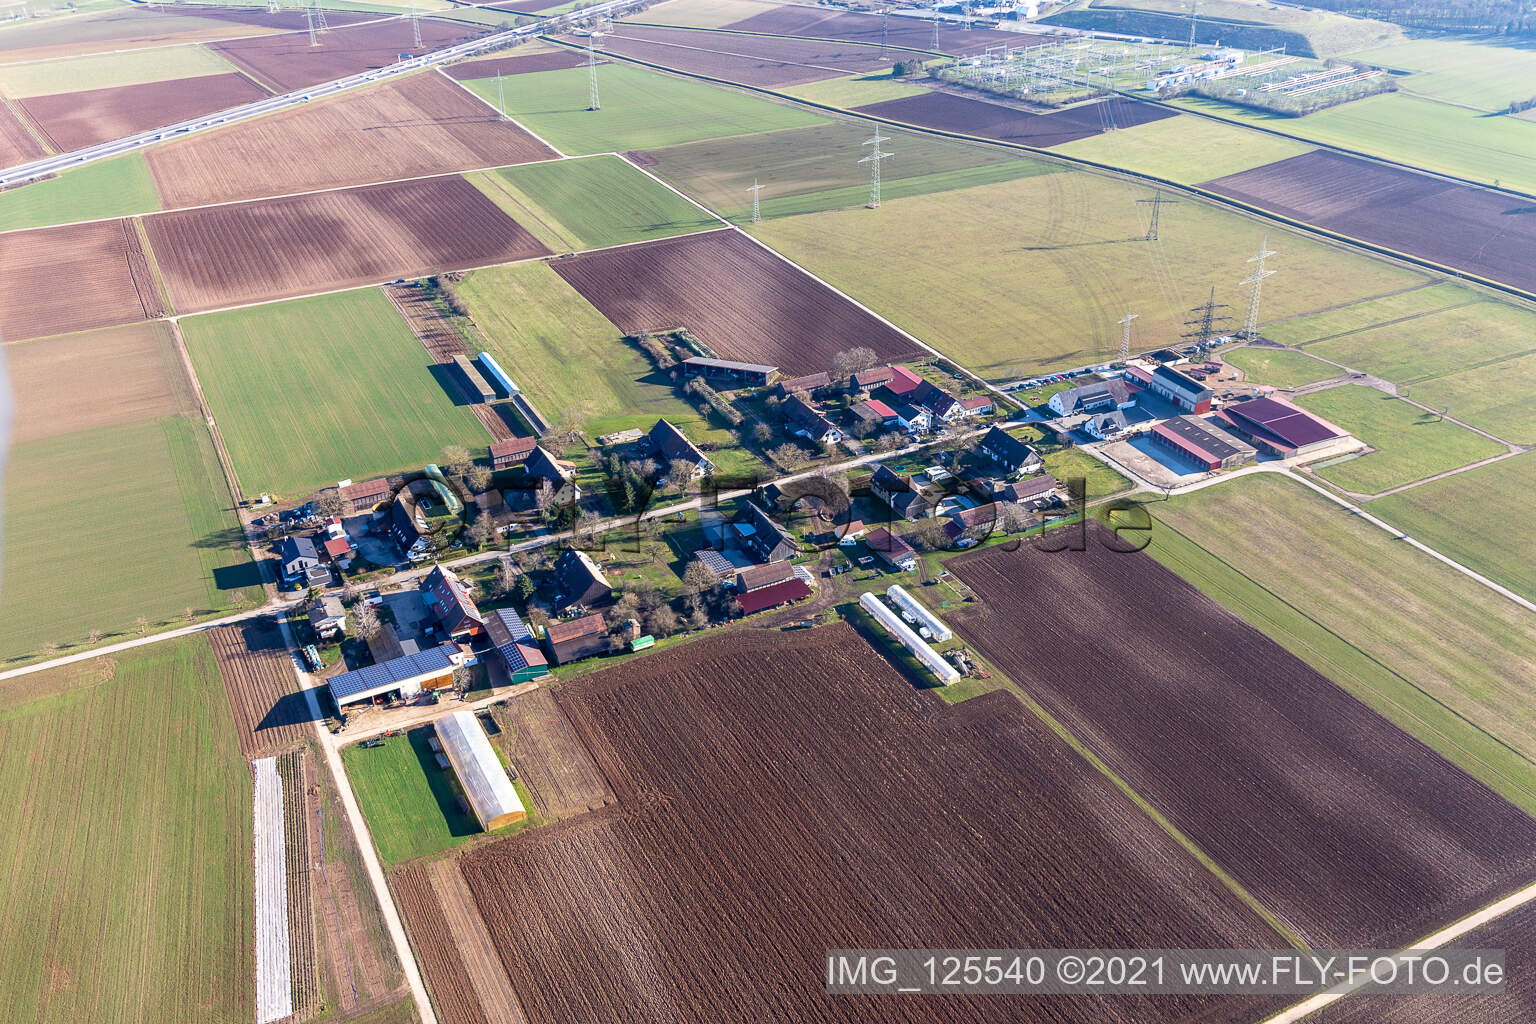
(783, 394, 842, 444)
(390, 498, 432, 563)
(734, 561, 798, 594)
(1145, 365, 1214, 414)
(473, 489, 516, 534)
(870, 464, 928, 521)
(735, 578, 812, 616)
(777, 371, 832, 397)
(278, 535, 328, 586)
(483, 607, 547, 684)
(865, 526, 917, 571)
(1217, 397, 1345, 457)
(491, 436, 537, 469)
(339, 477, 391, 513)
(308, 596, 346, 639)
(982, 473, 1061, 510)
(423, 564, 483, 640)
(944, 502, 1001, 543)
(327, 642, 466, 710)
(850, 365, 896, 393)
(434, 710, 526, 832)
(649, 419, 713, 479)
(976, 425, 1043, 476)
(959, 395, 994, 416)
(1084, 409, 1130, 441)
(895, 403, 932, 434)
(323, 535, 354, 568)
(1048, 377, 1134, 417)
(553, 547, 612, 611)
(680, 356, 779, 388)
(545, 613, 609, 666)
(524, 445, 581, 502)
(733, 501, 797, 563)
(1152, 416, 1256, 471)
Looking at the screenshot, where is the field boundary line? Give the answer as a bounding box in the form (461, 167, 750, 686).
(616, 150, 732, 228)
(435, 63, 570, 157)
(543, 39, 1536, 308)
(1291, 301, 1480, 350)
(130, 214, 176, 317)
(1256, 875, 1536, 1023)
(1, 93, 53, 155)
(602, 25, 876, 78)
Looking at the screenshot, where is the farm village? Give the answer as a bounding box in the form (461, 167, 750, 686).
(6, 0, 1536, 1023)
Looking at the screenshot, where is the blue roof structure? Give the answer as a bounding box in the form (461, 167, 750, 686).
(327, 643, 458, 706)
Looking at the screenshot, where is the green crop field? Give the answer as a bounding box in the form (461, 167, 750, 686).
(0, 636, 252, 1024)
(0, 43, 235, 98)
(458, 262, 751, 461)
(469, 155, 719, 250)
(639, 0, 786, 28)
(1408, 351, 1536, 446)
(1053, 112, 1313, 183)
(1147, 473, 1536, 816)
(0, 152, 161, 231)
(1303, 299, 1536, 384)
(778, 71, 930, 108)
(1261, 281, 1472, 349)
(1296, 387, 1505, 494)
(343, 727, 534, 866)
(1044, 447, 1132, 501)
(1174, 93, 1536, 195)
(1221, 346, 1338, 387)
(1353, 36, 1536, 112)
(642, 121, 1050, 223)
(750, 170, 1428, 378)
(1370, 452, 1536, 602)
(182, 287, 490, 497)
(459, 61, 823, 155)
(1, 415, 259, 663)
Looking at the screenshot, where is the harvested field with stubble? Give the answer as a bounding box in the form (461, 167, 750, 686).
(498, 687, 614, 819)
(855, 90, 1176, 148)
(722, 6, 1037, 56)
(209, 619, 314, 761)
(1203, 150, 1536, 295)
(590, 25, 891, 86)
(551, 228, 918, 374)
(441, 49, 589, 80)
(18, 72, 271, 153)
(0, 217, 162, 341)
(147, 72, 556, 208)
(143, 175, 548, 312)
(947, 527, 1536, 948)
(4, 321, 193, 442)
(456, 624, 1289, 1024)
(0, 100, 46, 166)
(213, 17, 482, 92)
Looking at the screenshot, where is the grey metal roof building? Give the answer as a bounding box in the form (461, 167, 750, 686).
(326, 643, 461, 709)
(434, 710, 526, 831)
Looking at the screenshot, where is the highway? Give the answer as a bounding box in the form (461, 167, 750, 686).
(0, 0, 638, 188)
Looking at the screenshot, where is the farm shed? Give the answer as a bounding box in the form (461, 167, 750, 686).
(1217, 396, 1344, 457)
(327, 642, 465, 710)
(680, 356, 779, 388)
(477, 351, 519, 398)
(491, 436, 536, 469)
(1152, 416, 1256, 471)
(880, 365, 923, 399)
(452, 354, 495, 404)
(735, 578, 812, 615)
(546, 613, 609, 666)
(339, 477, 391, 512)
(735, 561, 797, 593)
(1146, 365, 1214, 414)
(851, 365, 896, 392)
(865, 527, 917, 571)
(485, 607, 548, 684)
(777, 371, 832, 397)
(434, 710, 526, 832)
(692, 549, 736, 581)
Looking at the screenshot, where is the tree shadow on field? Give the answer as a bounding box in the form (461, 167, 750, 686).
(407, 726, 480, 838)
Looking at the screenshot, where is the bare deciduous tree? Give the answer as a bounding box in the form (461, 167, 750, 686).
(831, 346, 878, 380)
(350, 601, 382, 640)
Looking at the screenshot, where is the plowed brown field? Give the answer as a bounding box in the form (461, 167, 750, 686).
(19, 73, 271, 153)
(147, 72, 555, 208)
(723, 6, 1038, 56)
(5, 321, 193, 441)
(0, 100, 46, 167)
(0, 8, 306, 62)
(0, 217, 161, 341)
(457, 624, 1289, 1024)
(394, 865, 492, 1024)
(441, 49, 589, 80)
(947, 526, 1536, 948)
(499, 687, 614, 819)
(143, 175, 549, 312)
(854, 90, 1175, 148)
(213, 18, 483, 92)
(1204, 150, 1536, 295)
(209, 619, 314, 761)
(551, 228, 918, 374)
(591, 25, 892, 86)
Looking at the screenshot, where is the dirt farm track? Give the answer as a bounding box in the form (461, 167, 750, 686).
(947, 528, 1536, 949)
(439, 625, 1291, 1024)
(146, 72, 557, 209)
(0, 217, 162, 341)
(143, 175, 550, 312)
(551, 228, 920, 375)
